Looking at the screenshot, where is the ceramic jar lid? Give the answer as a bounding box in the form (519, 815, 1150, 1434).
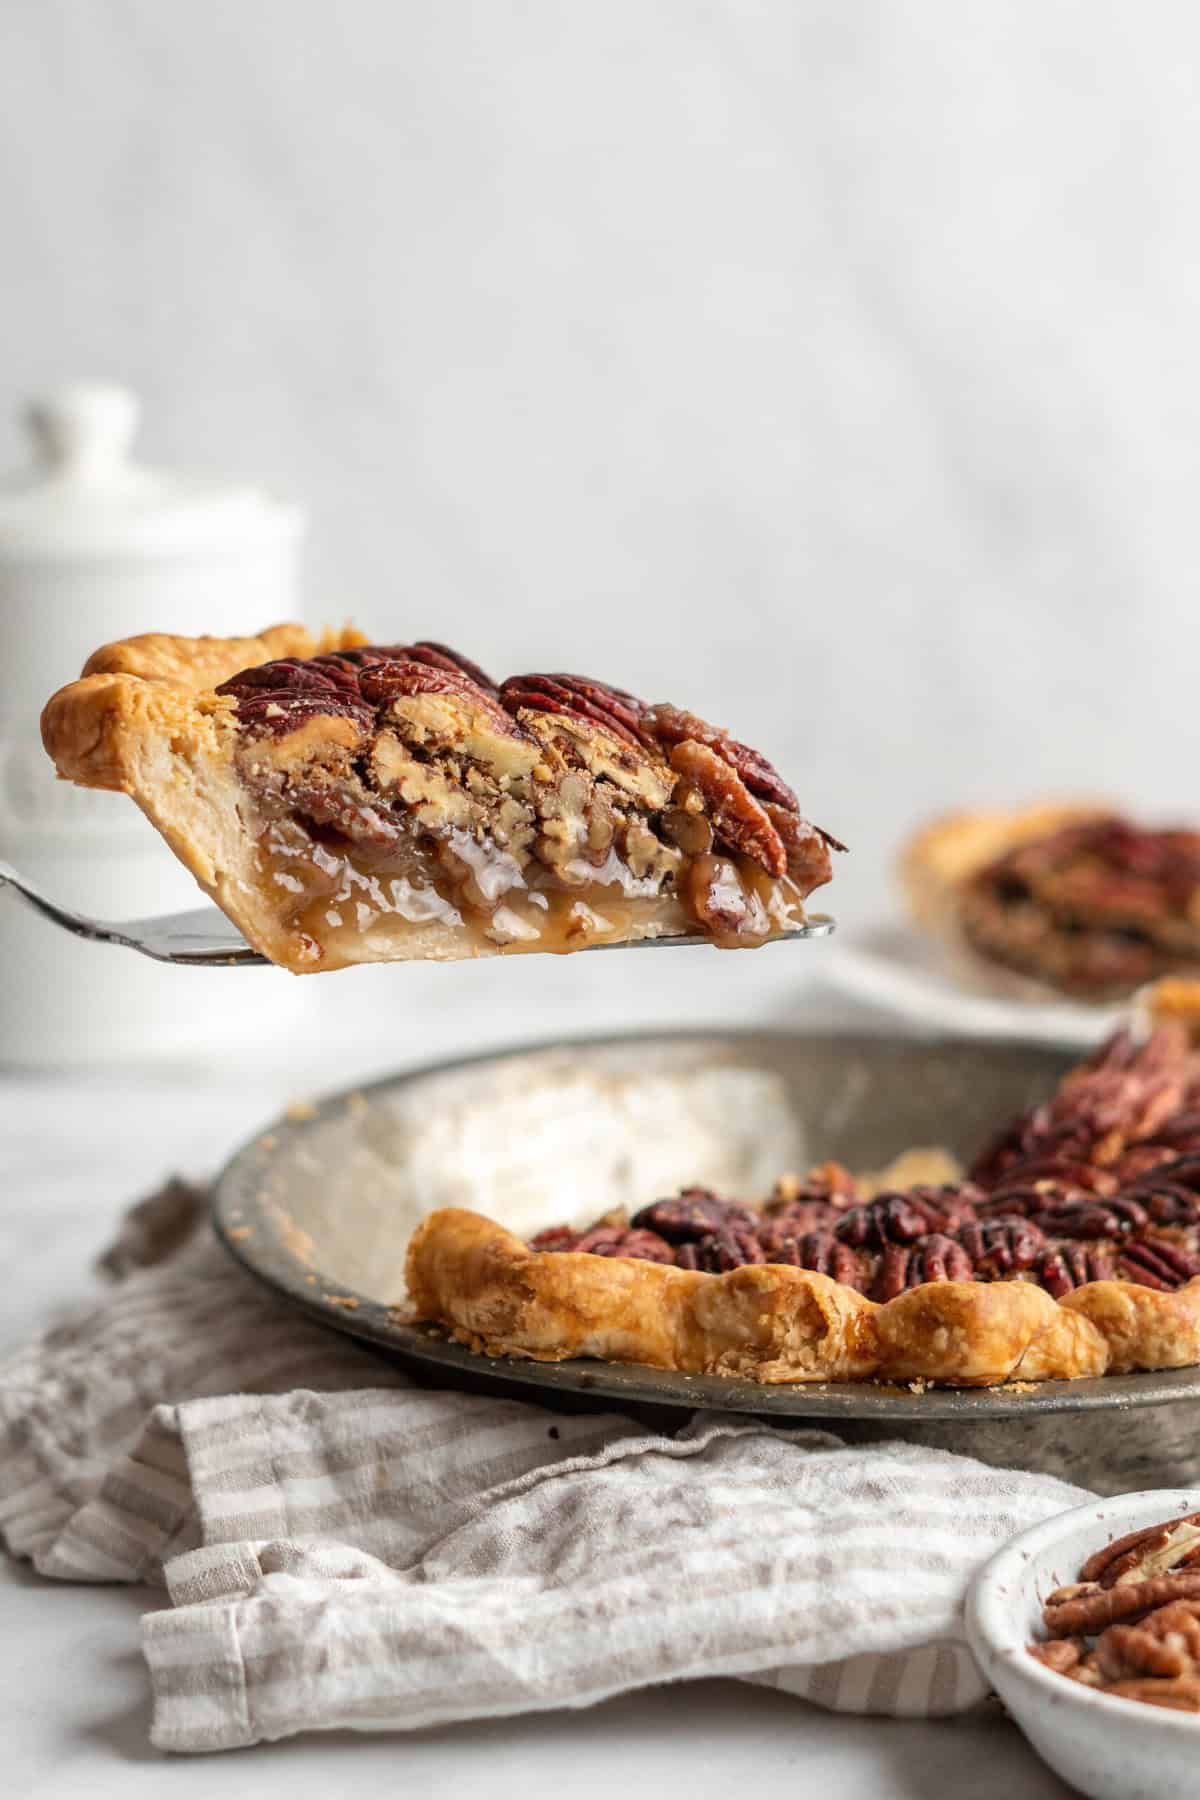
(0, 383, 304, 561)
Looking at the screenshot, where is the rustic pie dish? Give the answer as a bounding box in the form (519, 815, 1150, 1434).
(213, 1028, 1200, 1413)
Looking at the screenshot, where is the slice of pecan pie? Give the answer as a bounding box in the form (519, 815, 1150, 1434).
(41, 625, 841, 971)
(902, 803, 1200, 1001)
(406, 1024, 1200, 1386)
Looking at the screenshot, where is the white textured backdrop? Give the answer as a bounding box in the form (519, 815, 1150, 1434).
(3, 0, 1198, 1049)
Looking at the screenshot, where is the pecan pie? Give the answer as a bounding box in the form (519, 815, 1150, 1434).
(407, 1024, 1200, 1386)
(902, 803, 1200, 1002)
(40, 625, 841, 971)
(1029, 1510, 1200, 1711)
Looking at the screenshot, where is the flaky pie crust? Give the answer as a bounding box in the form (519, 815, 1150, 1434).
(41, 625, 372, 971)
(404, 1206, 1200, 1387)
(41, 624, 363, 791)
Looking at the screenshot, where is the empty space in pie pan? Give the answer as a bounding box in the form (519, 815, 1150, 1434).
(212, 1032, 1200, 1491)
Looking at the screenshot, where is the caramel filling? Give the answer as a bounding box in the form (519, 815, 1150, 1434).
(250, 811, 814, 969)
(214, 642, 837, 967)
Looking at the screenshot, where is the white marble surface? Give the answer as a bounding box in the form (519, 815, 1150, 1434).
(2, 1001, 1076, 1800)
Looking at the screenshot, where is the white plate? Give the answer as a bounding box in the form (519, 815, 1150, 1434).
(823, 926, 1125, 1050)
(967, 1488, 1200, 1799)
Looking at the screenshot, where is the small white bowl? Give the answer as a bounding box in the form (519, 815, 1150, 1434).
(967, 1488, 1200, 1800)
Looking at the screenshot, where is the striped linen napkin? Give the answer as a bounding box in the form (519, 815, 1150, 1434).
(0, 1183, 1089, 1754)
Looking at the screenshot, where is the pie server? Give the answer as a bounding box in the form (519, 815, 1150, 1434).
(0, 858, 834, 968)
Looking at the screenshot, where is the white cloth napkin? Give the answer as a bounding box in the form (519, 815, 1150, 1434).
(0, 1185, 1089, 1754)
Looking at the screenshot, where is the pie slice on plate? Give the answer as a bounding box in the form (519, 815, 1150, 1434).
(41, 625, 842, 972)
(901, 803, 1200, 1003)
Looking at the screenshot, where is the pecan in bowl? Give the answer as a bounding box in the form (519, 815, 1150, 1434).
(967, 1490, 1200, 1800)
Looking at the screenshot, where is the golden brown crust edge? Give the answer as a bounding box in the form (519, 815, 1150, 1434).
(38, 624, 370, 971)
(406, 1207, 883, 1382)
(403, 1207, 1200, 1387)
(40, 623, 363, 792)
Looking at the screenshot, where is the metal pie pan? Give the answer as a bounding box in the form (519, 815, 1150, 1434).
(212, 1030, 1200, 1425)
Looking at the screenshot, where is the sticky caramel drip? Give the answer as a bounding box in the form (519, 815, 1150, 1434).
(252, 814, 812, 967)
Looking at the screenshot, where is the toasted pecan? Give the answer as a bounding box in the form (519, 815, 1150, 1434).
(1044, 1572, 1200, 1636)
(667, 740, 786, 878)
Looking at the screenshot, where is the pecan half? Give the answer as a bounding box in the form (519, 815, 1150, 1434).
(1111, 1144, 1185, 1184)
(568, 1226, 629, 1255)
(1028, 1637, 1086, 1674)
(359, 657, 516, 728)
(1127, 1164, 1200, 1226)
(641, 703, 800, 813)
(1081, 1515, 1200, 1586)
(870, 1243, 914, 1301)
(222, 653, 364, 701)
(988, 1158, 1117, 1196)
(1044, 1572, 1200, 1636)
(549, 1224, 676, 1262)
(919, 1235, 971, 1286)
(760, 800, 836, 891)
(686, 1225, 766, 1272)
(584, 1228, 676, 1263)
(666, 740, 787, 878)
(835, 1187, 976, 1250)
(1035, 1244, 1116, 1297)
(970, 1025, 1198, 1184)
(757, 1203, 841, 1248)
(1095, 1619, 1193, 1682)
(761, 1229, 864, 1289)
(528, 1225, 580, 1252)
(1145, 1118, 1200, 1154)
(404, 641, 500, 696)
(529, 1219, 674, 1262)
(869, 1232, 973, 1301)
(1101, 1674, 1200, 1710)
(1028, 1197, 1147, 1240)
(335, 641, 501, 695)
(957, 1215, 1045, 1278)
(1118, 1237, 1200, 1290)
(217, 655, 375, 735)
(500, 673, 646, 747)
(630, 1189, 759, 1243)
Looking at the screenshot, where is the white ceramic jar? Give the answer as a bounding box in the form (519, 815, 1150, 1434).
(0, 383, 308, 1065)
